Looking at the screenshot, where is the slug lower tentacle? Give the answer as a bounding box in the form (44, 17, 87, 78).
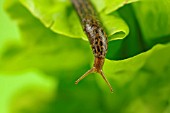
(71, 0, 113, 92)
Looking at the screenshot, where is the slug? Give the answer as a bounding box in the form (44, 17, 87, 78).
(71, 0, 113, 92)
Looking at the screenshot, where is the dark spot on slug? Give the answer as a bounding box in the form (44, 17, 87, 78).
(97, 45, 100, 52)
(100, 51, 103, 55)
(101, 29, 104, 34)
(94, 48, 97, 53)
(71, 0, 113, 92)
(100, 41, 103, 46)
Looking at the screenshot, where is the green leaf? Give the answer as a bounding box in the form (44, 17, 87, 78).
(133, 0, 170, 46)
(100, 12, 129, 41)
(104, 43, 170, 84)
(90, 0, 106, 12)
(18, 0, 130, 42)
(109, 4, 147, 60)
(1, 0, 92, 73)
(0, 70, 56, 113)
(104, 0, 139, 14)
(97, 43, 170, 112)
(1, 1, 170, 113)
(0, 0, 20, 52)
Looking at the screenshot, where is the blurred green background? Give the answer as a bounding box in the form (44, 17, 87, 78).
(0, 0, 170, 113)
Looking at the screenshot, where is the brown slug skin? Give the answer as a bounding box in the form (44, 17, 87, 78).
(71, 0, 113, 92)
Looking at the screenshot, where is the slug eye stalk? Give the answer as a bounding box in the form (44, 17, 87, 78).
(71, 0, 113, 92)
(75, 58, 113, 93)
(75, 67, 113, 93)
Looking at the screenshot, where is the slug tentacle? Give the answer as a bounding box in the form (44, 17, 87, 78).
(71, 0, 113, 92)
(75, 67, 95, 85)
(75, 58, 113, 92)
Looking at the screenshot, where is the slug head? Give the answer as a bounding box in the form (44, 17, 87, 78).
(75, 57, 113, 92)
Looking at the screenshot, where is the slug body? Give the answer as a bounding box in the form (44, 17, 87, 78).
(71, 0, 113, 92)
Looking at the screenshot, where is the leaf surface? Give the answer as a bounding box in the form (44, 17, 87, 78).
(19, 0, 131, 42)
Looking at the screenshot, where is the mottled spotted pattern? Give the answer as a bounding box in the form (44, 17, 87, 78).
(84, 18, 108, 58)
(71, 0, 108, 58)
(71, 0, 113, 92)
